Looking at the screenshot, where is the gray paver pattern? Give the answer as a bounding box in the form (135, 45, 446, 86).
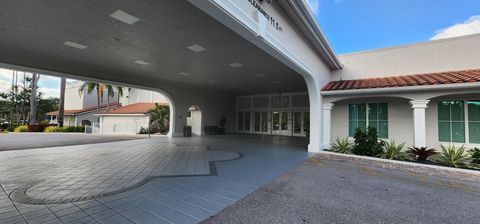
(0, 139, 239, 204)
(0, 135, 309, 224)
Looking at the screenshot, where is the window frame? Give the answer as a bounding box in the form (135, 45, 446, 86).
(438, 100, 480, 146)
(348, 103, 388, 139)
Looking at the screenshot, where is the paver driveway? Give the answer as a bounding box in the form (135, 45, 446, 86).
(0, 135, 308, 223)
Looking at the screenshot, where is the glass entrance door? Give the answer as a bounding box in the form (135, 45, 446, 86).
(293, 111, 310, 137)
(254, 112, 269, 133)
(272, 111, 290, 136)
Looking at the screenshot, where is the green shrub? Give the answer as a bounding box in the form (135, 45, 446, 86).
(330, 137, 353, 154)
(14, 125, 29, 132)
(352, 126, 385, 157)
(44, 126, 84, 133)
(469, 148, 480, 164)
(44, 126, 58, 132)
(435, 144, 469, 168)
(379, 140, 411, 160)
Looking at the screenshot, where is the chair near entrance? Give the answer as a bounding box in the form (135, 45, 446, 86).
(204, 116, 227, 135)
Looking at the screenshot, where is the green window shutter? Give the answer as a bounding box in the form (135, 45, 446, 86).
(468, 101, 480, 143)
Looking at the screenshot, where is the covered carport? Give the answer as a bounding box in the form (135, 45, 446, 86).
(0, 0, 341, 152)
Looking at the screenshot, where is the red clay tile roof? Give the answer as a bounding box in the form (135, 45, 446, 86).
(97, 102, 168, 115)
(322, 69, 480, 91)
(46, 103, 120, 116)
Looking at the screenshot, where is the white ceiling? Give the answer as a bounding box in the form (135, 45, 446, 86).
(0, 0, 307, 94)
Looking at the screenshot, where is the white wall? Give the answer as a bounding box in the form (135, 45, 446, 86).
(187, 110, 203, 136)
(124, 88, 168, 105)
(333, 33, 480, 81)
(100, 115, 149, 135)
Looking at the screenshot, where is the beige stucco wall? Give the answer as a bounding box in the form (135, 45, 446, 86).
(331, 97, 414, 147)
(100, 115, 148, 135)
(330, 93, 480, 150)
(333, 33, 480, 81)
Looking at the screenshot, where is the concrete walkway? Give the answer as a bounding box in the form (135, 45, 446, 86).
(0, 133, 144, 151)
(203, 156, 480, 224)
(0, 135, 308, 223)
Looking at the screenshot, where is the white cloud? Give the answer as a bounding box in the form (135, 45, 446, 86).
(306, 0, 320, 16)
(38, 87, 60, 98)
(431, 15, 480, 40)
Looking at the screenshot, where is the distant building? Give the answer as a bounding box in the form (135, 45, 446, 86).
(47, 81, 168, 129)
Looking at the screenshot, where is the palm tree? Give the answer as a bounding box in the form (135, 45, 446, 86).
(79, 82, 105, 114)
(116, 86, 124, 106)
(105, 84, 115, 112)
(28, 73, 40, 125)
(58, 77, 66, 127)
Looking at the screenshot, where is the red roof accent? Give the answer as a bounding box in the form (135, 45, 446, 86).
(46, 103, 120, 116)
(97, 102, 168, 115)
(322, 69, 480, 91)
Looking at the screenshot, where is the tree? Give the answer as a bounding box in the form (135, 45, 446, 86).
(29, 73, 40, 125)
(149, 103, 169, 134)
(79, 82, 105, 113)
(58, 77, 66, 127)
(105, 84, 115, 112)
(116, 86, 124, 105)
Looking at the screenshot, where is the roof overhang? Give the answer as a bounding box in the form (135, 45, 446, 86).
(322, 82, 480, 96)
(277, 0, 343, 70)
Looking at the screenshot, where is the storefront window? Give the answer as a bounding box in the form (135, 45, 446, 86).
(438, 101, 465, 143)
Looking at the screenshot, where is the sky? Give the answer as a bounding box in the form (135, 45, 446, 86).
(1, 1, 480, 97)
(307, 0, 480, 54)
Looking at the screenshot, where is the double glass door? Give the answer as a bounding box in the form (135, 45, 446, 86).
(253, 112, 269, 133)
(293, 111, 310, 137)
(272, 111, 290, 135)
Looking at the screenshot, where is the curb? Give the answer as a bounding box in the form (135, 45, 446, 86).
(315, 151, 480, 182)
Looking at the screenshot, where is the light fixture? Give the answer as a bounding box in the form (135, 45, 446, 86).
(110, 10, 140, 25)
(63, 41, 88, 50)
(254, 73, 266, 77)
(186, 44, 206, 53)
(178, 72, 190, 76)
(134, 60, 150, 65)
(229, 62, 243, 68)
(273, 80, 283, 84)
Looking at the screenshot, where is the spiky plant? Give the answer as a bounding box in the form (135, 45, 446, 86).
(379, 140, 411, 160)
(435, 144, 470, 168)
(330, 137, 353, 154)
(407, 146, 437, 162)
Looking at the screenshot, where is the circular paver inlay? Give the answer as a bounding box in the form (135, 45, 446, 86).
(0, 141, 240, 204)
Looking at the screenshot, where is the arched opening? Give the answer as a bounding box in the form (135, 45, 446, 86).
(81, 120, 91, 127)
(186, 105, 202, 136)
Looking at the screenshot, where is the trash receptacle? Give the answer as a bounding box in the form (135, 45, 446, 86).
(183, 126, 192, 137)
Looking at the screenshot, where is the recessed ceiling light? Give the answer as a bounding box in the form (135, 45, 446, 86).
(208, 80, 216, 83)
(186, 44, 206, 53)
(273, 81, 283, 84)
(178, 72, 190, 76)
(63, 41, 87, 50)
(229, 62, 243, 68)
(134, 60, 149, 65)
(110, 10, 140, 25)
(255, 73, 267, 77)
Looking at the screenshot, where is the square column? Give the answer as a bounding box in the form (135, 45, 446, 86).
(322, 103, 334, 149)
(410, 100, 430, 147)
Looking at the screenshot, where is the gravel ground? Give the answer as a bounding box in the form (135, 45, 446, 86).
(202, 157, 480, 224)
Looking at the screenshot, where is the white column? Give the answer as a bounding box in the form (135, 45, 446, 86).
(322, 103, 334, 149)
(410, 100, 430, 147)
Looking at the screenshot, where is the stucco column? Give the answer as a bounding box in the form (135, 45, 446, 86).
(410, 100, 430, 147)
(322, 103, 334, 149)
